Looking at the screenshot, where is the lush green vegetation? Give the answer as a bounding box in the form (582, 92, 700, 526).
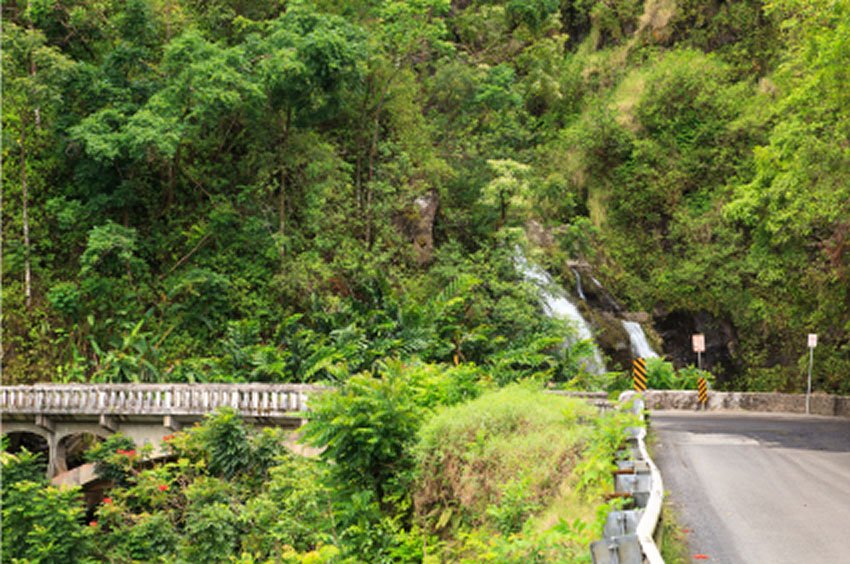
(3, 0, 849, 559)
(2, 386, 639, 562)
(4, 0, 849, 392)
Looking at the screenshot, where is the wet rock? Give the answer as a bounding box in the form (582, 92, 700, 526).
(396, 190, 439, 265)
(589, 309, 632, 370)
(526, 219, 556, 250)
(566, 266, 623, 314)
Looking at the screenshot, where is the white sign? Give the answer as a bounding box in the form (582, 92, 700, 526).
(808, 333, 818, 348)
(692, 334, 706, 353)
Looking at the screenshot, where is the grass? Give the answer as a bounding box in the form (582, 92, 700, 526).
(415, 384, 597, 530)
(413, 383, 639, 562)
(647, 427, 691, 563)
(659, 497, 691, 563)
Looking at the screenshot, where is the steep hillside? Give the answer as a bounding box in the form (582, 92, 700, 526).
(3, 0, 848, 392)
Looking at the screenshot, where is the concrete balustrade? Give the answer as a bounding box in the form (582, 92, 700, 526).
(0, 383, 321, 417)
(0, 383, 325, 477)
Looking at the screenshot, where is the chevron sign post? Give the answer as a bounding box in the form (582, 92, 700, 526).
(633, 358, 648, 392)
(698, 377, 708, 408)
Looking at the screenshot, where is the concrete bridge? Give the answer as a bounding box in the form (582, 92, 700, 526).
(0, 383, 322, 478)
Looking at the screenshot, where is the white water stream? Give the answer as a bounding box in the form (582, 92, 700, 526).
(515, 250, 606, 374)
(571, 268, 586, 301)
(622, 320, 658, 359)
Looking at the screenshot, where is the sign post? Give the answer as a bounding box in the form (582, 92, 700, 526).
(692, 334, 706, 370)
(698, 377, 708, 409)
(806, 334, 817, 415)
(632, 357, 647, 392)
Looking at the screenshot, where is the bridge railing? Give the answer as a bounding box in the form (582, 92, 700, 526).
(0, 384, 325, 417)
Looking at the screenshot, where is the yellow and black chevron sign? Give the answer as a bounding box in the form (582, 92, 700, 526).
(698, 377, 708, 404)
(632, 357, 647, 392)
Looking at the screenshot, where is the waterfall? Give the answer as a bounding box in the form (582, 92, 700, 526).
(571, 268, 586, 301)
(622, 321, 658, 359)
(515, 249, 606, 374)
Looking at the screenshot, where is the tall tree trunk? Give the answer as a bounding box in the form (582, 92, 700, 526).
(0, 138, 4, 372)
(23, 7, 39, 309)
(21, 6, 41, 309)
(278, 166, 286, 239)
(278, 108, 292, 257)
(366, 83, 390, 250)
(166, 151, 176, 213)
(21, 121, 32, 310)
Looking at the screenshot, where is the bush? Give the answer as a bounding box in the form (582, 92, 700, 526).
(486, 478, 542, 535)
(241, 454, 335, 555)
(302, 361, 449, 505)
(1, 450, 93, 563)
(180, 502, 240, 563)
(0, 446, 46, 486)
(119, 512, 179, 561)
(86, 433, 139, 486)
(199, 407, 252, 480)
(644, 358, 715, 390)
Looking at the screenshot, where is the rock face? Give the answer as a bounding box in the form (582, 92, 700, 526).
(397, 191, 439, 265)
(589, 309, 632, 370)
(525, 219, 556, 250)
(559, 265, 660, 371)
(652, 309, 739, 382)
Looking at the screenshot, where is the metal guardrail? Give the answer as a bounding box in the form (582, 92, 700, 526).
(0, 383, 325, 418)
(590, 393, 664, 564)
(546, 390, 614, 411)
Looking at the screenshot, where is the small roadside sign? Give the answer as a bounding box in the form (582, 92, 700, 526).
(806, 334, 817, 414)
(692, 334, 706, 353)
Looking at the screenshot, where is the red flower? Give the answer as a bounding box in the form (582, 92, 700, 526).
(162, 434, 174, 442)
(158, 484, 169, 492)
(89, 521, 98, 527)
(126, 449, 136, 456)
(102, 497, 112, 505)
(116, 449, 125, 455)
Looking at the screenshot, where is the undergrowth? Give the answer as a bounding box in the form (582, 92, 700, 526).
(659, 499, 690, 564)
(413, 384, 642, 561)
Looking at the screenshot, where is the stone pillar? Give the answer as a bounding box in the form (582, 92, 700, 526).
(46, 433, 66, 478)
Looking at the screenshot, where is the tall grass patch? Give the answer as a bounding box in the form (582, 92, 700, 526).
(414, 385, 596, 533)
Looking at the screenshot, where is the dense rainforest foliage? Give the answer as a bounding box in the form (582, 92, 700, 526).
(4, 0, 849, 561)
(3, 0, 849, 393)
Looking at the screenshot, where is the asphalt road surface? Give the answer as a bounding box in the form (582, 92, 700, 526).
(651, 411, 850, 563)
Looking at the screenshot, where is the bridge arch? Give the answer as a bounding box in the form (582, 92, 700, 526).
(4, 430, 50, 473)
(56, 432, 106, 474)
(2, 422, 52, 442)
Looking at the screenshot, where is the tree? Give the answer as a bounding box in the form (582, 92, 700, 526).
(254, 5, 365, 246)
(2, 21, 72, 307)
(481, 158, 532, 226)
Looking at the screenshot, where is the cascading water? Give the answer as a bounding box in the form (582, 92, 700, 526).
(515, 249, 606, 374)
(571, 268, 586, 301)
(622, 321, 658, 359)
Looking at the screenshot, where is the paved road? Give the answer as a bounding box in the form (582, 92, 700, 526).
(651, 411, 850, 563)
